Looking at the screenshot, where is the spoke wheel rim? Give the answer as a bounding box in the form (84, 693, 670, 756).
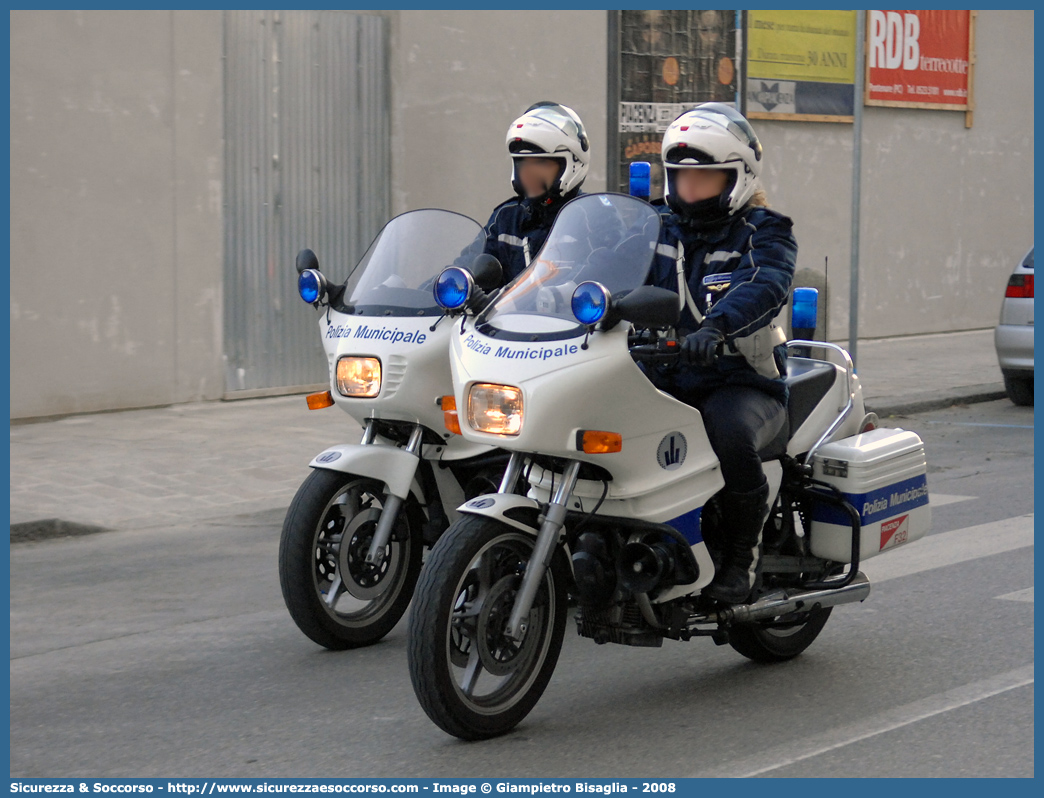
(445, 534, 556, 715)
(311, 481, 410, 626)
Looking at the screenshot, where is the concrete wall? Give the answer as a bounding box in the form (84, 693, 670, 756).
(8, 10, 1032, 418)
(10, 10, 225, 419)
(754, 9, 1033, 339)
(386, 10, 609, 223)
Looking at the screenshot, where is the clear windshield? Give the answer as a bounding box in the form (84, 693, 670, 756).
(478, 193, 661, 340)
(342, 209, 485, 316)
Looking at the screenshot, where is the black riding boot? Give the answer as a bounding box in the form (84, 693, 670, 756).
(702, 480, 770, 605)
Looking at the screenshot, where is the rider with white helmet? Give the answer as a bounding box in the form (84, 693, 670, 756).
(646, 102, 798, 606)
(482, 102, 590, 282)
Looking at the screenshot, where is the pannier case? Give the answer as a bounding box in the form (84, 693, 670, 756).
(809, 427, 931, 563)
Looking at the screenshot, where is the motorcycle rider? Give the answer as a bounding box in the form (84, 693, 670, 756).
(482, 102, 590, 283)
(646, 103, 798, 605)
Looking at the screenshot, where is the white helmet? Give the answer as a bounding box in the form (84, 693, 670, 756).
(661, 103, 763, 220)
(506, 102, 590, 200)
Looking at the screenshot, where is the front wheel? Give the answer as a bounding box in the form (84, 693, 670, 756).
(728, 605, 833, 663)
(407, 515, 568, 740)
(278, 469, 424, 649)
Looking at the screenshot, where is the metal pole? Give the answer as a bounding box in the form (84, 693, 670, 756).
(606, 11, 621, 192)
(849, 11, 865, 369)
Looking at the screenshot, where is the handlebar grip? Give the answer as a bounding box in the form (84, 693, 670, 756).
(630, 337, 727, 365)
(629, 339, 681, 364)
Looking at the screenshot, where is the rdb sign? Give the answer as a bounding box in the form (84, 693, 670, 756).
(865, 10, 974, 111)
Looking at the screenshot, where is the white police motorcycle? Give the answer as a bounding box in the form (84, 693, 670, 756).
(280, 209, 515, 649)
(407, 192, 932, 739)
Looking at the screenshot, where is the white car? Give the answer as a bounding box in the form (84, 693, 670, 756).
(994, 246, 1034, 406)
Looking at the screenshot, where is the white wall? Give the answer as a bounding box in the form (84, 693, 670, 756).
(10, 10, 225, 419)
(387, 10, 609, 223)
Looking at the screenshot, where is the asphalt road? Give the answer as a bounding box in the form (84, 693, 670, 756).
(9, 400, 1034, 778)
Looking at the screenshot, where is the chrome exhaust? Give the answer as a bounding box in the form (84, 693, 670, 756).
(703, 571, 871, 624)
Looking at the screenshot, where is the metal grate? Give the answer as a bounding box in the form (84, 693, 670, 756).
(223, 10, 389, 393)
(610, 10, 738, 195)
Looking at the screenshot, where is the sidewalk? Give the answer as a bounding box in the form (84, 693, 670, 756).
(851, 328, 1005, 416)
(8, 329, 1006, 536)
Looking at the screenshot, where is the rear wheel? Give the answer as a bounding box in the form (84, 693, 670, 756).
(407, 515, 568, 740)
(1003, 370, 1033, 406)
(279, 469, 423, 649)
(728, 605, 833, 663)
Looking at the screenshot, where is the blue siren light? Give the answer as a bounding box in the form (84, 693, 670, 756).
(298, 269, 326, 304)
(572, 281, 611, 326)
(791, 287, 819, 333)
(434, 267, 472, 310)
(629, 161, 651, 199)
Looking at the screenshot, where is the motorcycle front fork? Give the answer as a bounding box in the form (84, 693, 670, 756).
(504, 458, 581, 640)
(363, 421, 425, 566)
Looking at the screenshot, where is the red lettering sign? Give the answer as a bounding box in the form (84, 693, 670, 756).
(866, 10, 972, 109)
(880, 514, 910, 550)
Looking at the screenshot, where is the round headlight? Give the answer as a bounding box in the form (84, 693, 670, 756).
(298, 269, 326, 304)
(434, 267, 473, 310)
(571, 281, 611, 326)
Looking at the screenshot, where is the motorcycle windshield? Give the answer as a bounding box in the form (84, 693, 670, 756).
(477, 193, 662, 341)
(342, 209, 485, 316)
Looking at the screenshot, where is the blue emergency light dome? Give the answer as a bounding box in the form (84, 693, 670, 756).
(434, 267, 472, 310)
(791, 287, 819, 333)
(571, 281, 611, 326)
(298, 269, 326, 304)
(629, 161, 651, 200)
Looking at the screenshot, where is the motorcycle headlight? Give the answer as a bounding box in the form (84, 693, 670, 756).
(468, 383, 523, 436)
(336, 357, 382, 398)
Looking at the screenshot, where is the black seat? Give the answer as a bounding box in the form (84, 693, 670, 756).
(785, 357, 838, 435)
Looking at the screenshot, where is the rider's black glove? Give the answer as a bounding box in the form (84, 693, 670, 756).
(681, 323, 725, 366)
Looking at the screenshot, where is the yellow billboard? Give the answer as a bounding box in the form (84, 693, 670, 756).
(747, 10, 857, 84)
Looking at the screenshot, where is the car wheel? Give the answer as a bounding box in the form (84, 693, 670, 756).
(1003, 370, 1034, 406)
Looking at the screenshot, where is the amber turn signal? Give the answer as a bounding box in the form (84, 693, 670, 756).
(306, 391, 335, 410)
(441, 395, 462, 435)
(577, 429, 623, 454)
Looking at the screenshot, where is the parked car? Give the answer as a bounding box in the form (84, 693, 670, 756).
(994, 246, 1034, 406)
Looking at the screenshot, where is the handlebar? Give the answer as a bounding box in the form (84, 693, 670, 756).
(629, 334, 726, 365)
(629, 338, 682, 364)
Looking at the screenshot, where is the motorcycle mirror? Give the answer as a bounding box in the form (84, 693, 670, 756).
(296, 248, 319, 274)
(470, 254, 503, 291)
(613, 286, 680, 329)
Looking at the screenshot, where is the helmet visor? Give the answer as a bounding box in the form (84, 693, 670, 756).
(685, 104, 763, 162)
(515, 104, 589, 154)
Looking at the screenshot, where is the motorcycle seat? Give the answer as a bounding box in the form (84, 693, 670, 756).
(784, 357, 838, 436)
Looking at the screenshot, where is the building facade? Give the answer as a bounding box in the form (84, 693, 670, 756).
(9, 10, 1033, 418)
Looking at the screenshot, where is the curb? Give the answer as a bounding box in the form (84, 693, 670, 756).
(867, 383, 1008, 418)
(9, 519, 112, 545)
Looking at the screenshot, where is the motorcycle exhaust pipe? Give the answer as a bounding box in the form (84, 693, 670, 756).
(617, 541, 677, 595)
(713, 571, 871, 624)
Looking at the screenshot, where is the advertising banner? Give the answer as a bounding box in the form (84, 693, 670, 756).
(614, 10, 738, 195)
(745, 10, 857, 122)
(865, 10, 974, 112)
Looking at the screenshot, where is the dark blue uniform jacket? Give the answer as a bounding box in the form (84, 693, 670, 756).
(646, 205, 797, 403)
(482, 192, 583, 283)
